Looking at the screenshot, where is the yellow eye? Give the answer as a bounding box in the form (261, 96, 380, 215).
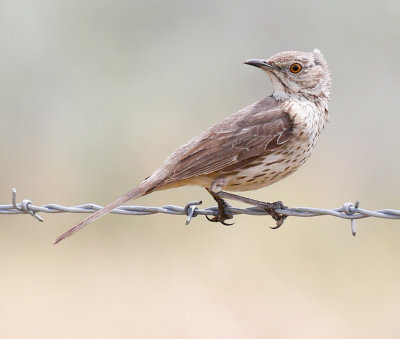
(290, 63, 302, 74)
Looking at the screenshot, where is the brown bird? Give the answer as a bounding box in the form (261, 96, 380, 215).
(55, 49, 331, 244)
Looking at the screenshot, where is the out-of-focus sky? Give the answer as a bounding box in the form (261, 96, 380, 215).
(1, 0, 400, 338)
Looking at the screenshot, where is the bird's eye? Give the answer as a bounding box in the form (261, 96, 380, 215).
(289, 63, 302, 74)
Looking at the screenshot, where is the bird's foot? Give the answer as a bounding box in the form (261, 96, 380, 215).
(256, 200, 287, 229)
(206, 198, 234, 226)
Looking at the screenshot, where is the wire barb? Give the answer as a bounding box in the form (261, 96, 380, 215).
(184, 201, 202, 225)
(3, 189, 400, 235)
(11, 188, 43, 222)
(342, 201, 358, 236)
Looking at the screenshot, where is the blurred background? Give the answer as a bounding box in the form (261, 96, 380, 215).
(1, 0, 400, 338)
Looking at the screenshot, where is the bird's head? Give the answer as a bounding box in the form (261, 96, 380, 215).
(245, 49, 331, 100)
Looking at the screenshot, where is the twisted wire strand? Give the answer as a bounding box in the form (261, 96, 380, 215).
(2, 189, 400, 236)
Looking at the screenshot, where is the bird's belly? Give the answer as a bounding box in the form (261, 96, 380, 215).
(223, 137, 315, 192)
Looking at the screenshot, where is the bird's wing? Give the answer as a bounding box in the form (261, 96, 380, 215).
(160, 96, 294, 185)
(54, 97, 294, 244)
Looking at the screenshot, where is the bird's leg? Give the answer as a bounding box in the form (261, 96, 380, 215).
(256, 201, 287, 229)
(206, 189, 234, 226)
(217, 191, 287, 229)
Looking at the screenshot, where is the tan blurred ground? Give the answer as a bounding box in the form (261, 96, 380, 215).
(1, 0, 400, 338)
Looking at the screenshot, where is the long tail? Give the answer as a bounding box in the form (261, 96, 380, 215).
(54, 178, 160, 244)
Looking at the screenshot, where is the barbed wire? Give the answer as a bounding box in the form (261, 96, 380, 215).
(3, 188, 400, 236)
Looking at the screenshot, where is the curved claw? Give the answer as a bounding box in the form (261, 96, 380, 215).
(205, 214, 235, 226)
(257, 200, 287, 230)
(269, 217, 285, 229)
(206, 215, 215, 222)
(269, 222, 283, 230)
(221, 220, 235, 226)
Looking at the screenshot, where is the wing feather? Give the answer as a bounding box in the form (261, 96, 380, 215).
(159, 96, 294, 185)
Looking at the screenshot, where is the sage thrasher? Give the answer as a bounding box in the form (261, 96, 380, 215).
(55, 49, 331, 244)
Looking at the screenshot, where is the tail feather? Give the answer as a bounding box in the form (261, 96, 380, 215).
(54, 179, 158, 244)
